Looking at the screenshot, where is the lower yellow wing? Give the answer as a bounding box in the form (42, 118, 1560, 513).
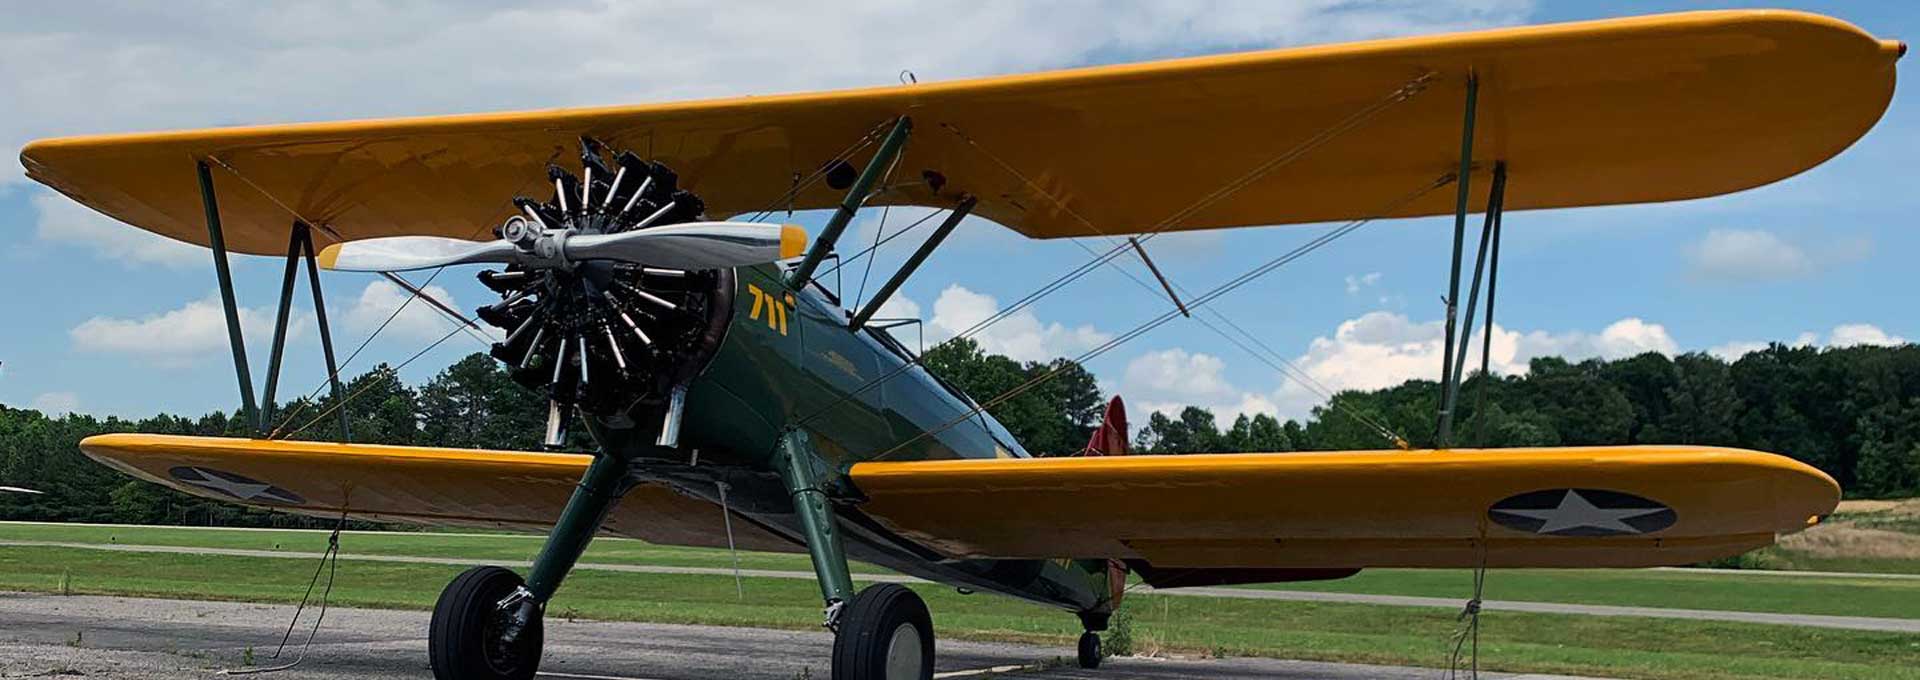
(849, 446, 1838, 569)
(78, 433, 796, 552)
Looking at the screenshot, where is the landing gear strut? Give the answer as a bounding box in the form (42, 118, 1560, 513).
(779, 429, 936, 680)
(428, 433, 637, 680)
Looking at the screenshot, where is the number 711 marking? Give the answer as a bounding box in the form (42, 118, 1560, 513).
(745, 283, 793, 336)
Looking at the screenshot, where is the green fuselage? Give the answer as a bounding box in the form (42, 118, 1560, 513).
(632, 263, 1106, 613)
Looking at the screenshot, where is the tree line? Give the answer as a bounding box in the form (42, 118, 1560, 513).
(2, 340, 1915, 527)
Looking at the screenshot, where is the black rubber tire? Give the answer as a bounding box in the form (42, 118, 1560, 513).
(429, 565, 543, 680)
(1078, 631, 1102, 669)
(831, 583, 934, 680)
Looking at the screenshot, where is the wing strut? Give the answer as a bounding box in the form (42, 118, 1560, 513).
(197, 161, 260, 429)
(849, 195, 976, 330)
(1434, 74, 1478, 447)
(1431, 75, 1512, 448)
(194, 161, 353, 439)
(787, 116, 913, 291)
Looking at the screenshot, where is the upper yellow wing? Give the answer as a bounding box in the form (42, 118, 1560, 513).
(21, 10, 1901, 255)
(78, 433, 798, 553)
(850, 445, 1839, 569)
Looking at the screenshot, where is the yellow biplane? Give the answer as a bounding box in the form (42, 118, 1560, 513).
(21, 10, 1901, 680)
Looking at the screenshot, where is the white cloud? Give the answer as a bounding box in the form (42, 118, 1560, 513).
(1124, 349, 1240, 410)
(869, 292, 922, 321)
(1705, 340, 1771, 361)
(30, 391, 79, 416)
(1345, 272, 1382, 294)
(1120, 312, 1680, 421)
(32, 192, 202, 268)
(70, 295, 307, 367)
(1709, 324, 1907, 359)
(1828, 323, 1907, 348)
(1683, 228, 1869, 283)
(924, 285, 1111, 363)
(343, 280, 468, 342)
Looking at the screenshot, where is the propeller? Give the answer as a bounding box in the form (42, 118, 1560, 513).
(313, 137, 786, 449)
(316, 220, 807, 273)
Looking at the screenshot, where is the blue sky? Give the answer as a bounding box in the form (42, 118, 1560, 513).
(2, 1, 1914, 426)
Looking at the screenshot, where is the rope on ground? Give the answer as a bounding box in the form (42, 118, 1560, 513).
(1447, 523, 1490, 680)
(223, 512, 345, 675)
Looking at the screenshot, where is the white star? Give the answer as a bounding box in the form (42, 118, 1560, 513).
(1494, 489, 1665, 535)
(179, 469, 276, 502)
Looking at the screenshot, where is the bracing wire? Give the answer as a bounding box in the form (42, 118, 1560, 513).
(853, 151, 906, 311)
(740, 119, 894, 224)
(816, 208, 945, 282)
(1063, 234, 1407, 446)
(203, 157, 506, 439)
(789, 71, 1437, 433)
(870, 176, 1450, 460)
(280, 320, 468, 437)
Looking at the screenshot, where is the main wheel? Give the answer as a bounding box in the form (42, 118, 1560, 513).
(831, 583, 934, 680)
(430, 565, 543, 680)
(1077, 631, 1102, 669)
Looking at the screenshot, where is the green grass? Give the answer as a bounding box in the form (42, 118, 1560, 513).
(1252, 567, 1920, 620)
(0, 521, 847, 573)
(2, 545, 1916, 680)
(7, 522, 1916, 620)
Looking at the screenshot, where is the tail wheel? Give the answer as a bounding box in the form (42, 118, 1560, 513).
(430, 566, 542, 680)
(831, 583, 934, 680)
(1077, 631, 1102, 669)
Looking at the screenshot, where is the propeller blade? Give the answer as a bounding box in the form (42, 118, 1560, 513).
(316, 236, 518, 272)
(566, 222, 808, 269)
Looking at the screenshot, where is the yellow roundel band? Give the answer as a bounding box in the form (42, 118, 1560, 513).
(779, 224, 809, 260)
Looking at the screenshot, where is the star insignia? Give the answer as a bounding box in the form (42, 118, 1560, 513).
(1490, 489, 1671, 536)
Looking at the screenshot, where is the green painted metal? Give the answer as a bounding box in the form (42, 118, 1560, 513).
(1435, 74, 1478, 448)
(258, 223, 305, 431)
(850, 196, 975, 330)
(1473, 166, 1507, 447)
(776, 429, 856, 604)
(786, 116, 913, 290)
(299, 227, 352, 441)
(196, 161, 259, 432)
(1442, 162, 1507, 433)
(526, 444, 634, 599)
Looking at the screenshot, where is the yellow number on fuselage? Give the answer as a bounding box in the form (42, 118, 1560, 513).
(745, 283, 791, 336)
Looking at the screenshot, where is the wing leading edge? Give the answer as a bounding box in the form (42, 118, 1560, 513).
(848, 446, 1839, 569)
(77, 433, 797, 552)
(21, 10, 1902, 255)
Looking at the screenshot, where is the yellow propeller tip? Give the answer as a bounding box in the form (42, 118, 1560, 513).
(779, 224, 808, 260)
(315, 243, 342, 270)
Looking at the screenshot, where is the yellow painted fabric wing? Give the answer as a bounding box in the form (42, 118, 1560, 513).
(850, 446, 1839, 569)
(78, 434, 797, 553)
(21, 10, 1901, 255)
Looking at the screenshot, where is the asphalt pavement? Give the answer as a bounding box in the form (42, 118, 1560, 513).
(0, 593, 1602, 680)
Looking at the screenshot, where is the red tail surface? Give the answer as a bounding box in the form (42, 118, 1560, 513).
(1081, 396, 1131, 612)
(1082, 396, 1129, 457)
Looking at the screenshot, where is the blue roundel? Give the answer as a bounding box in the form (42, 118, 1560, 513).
(1488, 488, 1675, 537)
